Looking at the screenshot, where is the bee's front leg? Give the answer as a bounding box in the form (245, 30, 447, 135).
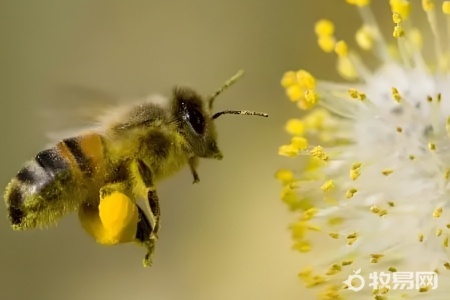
(189, 157, 200, 184)
(136, 160, 161, 267)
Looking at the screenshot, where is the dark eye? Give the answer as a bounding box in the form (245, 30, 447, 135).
(182, 102, 205, 134)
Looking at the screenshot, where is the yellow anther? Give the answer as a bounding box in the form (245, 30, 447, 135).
(433, 207, 443, 218)
(388, 267, 397, 272)
(445, 262, 450, 269)
(342, 259, 353, 266)
(355, 25, 374, 50)
(370, 206, 380, 214)
(296, 70, 316, 89)
(370, 254, 384, 263)
(408, 28, 423, 49)
(438, 93, 442, 102)
(302, 89, 319, 109)
(350, 168, 361, 180)
(318, 35, 336, 53)
(436, 228, 443, 236)
(444, 169, 450, 180)
(396, 127, 403, 133)
(315, 19, 335, 36)
(391, 87, 402, 102)
(390, 0, 411, 19)
(285, 119, 305, 136)
(428, 143, 436, 151)
(419, 286, 430, 293)
(310, 146, 329, 161)
(304, 207, 319, 219)
(387, 201, 395, 207)
(346, 0, 370, 6)
(335, 40, 348, 57)
(275, 169, 294, 185)
(392, 12, 402, 24)
(347, 232, 357, 239)
(358, 92, 366, 100)
(326, 264, 342, 275)
(286, 85, 302, 102)
(348, 88, 359, 99)
(382, 169, 394, 176)
(291, 136, 308, 150)
(419, 233, 424, 242)
(278, 144, 298, 157)
(281, 71, 296, 88)
(444, 237, 449, 248)
(409, 154, 415, 160)
(329, 232, 340, 239)
(443, 1, 450, 14)
(446, 116, 450, 137)
(378, 209, 387, 217)
(337, 56, 358, 80)
(427, 95, 433, 102)
(321, 180, 335, 191)
(346, 188, 358, 199)
(393, 25, 405, 38)
(422, 0, 435, 12)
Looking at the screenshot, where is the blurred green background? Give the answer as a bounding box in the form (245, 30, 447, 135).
(0, 1, 387, 299)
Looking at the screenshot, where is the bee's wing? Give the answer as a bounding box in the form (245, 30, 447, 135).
(41, 85, 120, 144)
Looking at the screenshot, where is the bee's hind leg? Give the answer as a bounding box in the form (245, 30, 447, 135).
(136, 159, 161, 267)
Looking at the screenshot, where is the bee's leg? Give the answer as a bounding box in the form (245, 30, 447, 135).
(135, 205, 157, 267)
(189, 157, 200, 184)
(136, 160, 161, 267)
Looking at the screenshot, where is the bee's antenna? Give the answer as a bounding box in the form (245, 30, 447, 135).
(212, 110, 269, 119)
(208, 70, 245, 111)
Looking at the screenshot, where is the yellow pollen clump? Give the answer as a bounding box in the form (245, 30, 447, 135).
(302, 89, 319, 109)
(382, 169, 394, 176)
(310, 146, 329, 161)
(329, 232, 340, 239)
(444, 237, 449, 247)
(342, 260, 353, 266)
(390, 0, 411, 19)
(321, 180, 335, 191)
(285, 119, 305, 136)
(396, 127, 402, 133)
(419, 233, 424, 242)
(350, 163, 361, 180)
(393, 25, 404, 38)
(436, 228, 443, 236)
(422, 0, 435, 12)
(355, 25, 374, 50)
(388, 267, 397, 272)
(445, 262, 450, 270)
(370, 253, 384, 263)
(433, 207, 443, 218)
(296, 70, 316, 89)
(346, 188, 358, 198)
(326, 264, 342, 275)
(392, 11, 402, 24)
(391, 87, 402, 102)
(444, 1, 450, 14)
(428, 143, 436, 151)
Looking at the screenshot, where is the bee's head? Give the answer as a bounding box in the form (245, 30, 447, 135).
(172, 70, 268, 160)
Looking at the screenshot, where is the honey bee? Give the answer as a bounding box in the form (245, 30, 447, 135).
(4, 70, 268, 266)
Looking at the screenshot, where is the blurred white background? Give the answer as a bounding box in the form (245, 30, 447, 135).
(0, 1, 382, 299)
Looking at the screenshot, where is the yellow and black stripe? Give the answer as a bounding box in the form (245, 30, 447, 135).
(5, 133, 105, 229)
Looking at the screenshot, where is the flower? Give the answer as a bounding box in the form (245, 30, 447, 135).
(277, 1, 450, 299)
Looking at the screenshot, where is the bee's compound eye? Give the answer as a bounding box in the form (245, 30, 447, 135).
(183, 102, 205, 135)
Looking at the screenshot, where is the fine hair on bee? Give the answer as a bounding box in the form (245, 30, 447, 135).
(4, 69, 268, 267)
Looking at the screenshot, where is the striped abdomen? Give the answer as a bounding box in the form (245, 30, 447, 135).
(4, 133, 105, 230)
